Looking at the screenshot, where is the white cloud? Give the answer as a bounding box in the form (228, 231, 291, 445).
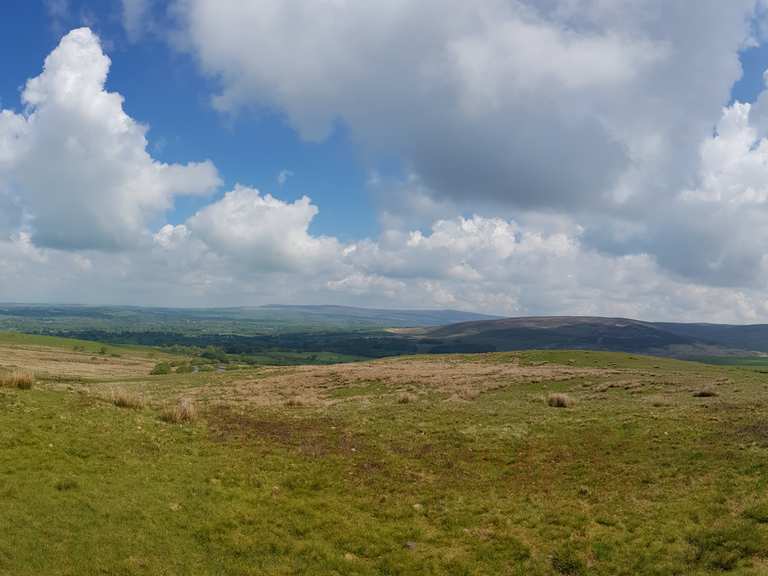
(5, 205, 768, 322)
(0, 28, 221, 251)
(174, 0, 756, 212)
(277, 169, 293, 186)
(685, 102, 768, 205)
(171, 0, 768, 297)
(186, 185, 341, 273)
(7, 20, 768, 323)
(121, 0, 151, 41)
(45, 0, 70, 35)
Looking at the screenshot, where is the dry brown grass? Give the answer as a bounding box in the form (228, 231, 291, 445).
(0, 343, 161, 380)
(284, 397, 308, 408)
(160, 397, 197, 423)
(457, 388, 482, 401)
(172, 357, 610, 410)
(110, 388, 145, 410)
(0, 371, 33, 390)
(547, 393, 573, 408)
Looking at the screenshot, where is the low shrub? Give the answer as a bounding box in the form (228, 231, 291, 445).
(150, 362, 172, 375)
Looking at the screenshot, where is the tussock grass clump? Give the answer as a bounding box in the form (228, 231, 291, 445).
(551, 547, 586, 575)
(0, 371, 34, 390)
(160, 398, 197, 424)
(743, 502, 768, 524)
(547, 393, 573, 408)
(110, 388, 145, 410)
(54, 478, 79, 492)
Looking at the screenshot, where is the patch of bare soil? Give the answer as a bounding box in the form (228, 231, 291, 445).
(205, 405, 364, 457)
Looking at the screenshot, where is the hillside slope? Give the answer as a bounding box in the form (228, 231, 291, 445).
(422, 316, 759, 356)
(654, 322, 768, 353)
(3, 340, 768, 574)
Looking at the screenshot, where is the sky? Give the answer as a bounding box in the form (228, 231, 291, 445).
(4, 1, 768, 321)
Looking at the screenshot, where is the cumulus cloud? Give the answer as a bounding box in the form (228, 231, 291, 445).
(653, 101, 768, 286)
(5, 204, 768, 322)
(8, 18, 768, 322)
(0, 28, 220, 251)
(169, 0, 768, 311)
(174, 0, 756, 211)
(185, 185, 342, 273)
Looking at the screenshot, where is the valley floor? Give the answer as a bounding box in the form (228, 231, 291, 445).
(2, 337, 768, 574)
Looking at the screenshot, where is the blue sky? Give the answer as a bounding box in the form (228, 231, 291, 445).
(0, 0, 376, 241)
(4, 1, 768, 321)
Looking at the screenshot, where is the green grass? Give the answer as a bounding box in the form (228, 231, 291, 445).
(0, 330, 362, 367)
(3, 350, 768, 574)
(0, 331, 162, 356)
(514, 349, 701, 369)
(691, 355, 768, 368)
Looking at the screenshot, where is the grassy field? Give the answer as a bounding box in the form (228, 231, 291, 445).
(2, 341, 768, 574)
(690, 355, 768, 368)
(0, 330, 160, 353)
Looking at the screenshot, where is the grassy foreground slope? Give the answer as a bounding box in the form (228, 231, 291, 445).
(2, 339, 768, 574)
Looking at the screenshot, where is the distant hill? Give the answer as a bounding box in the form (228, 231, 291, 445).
(6, 304, 768, 360)
(653, 322, 768, 353)
(244, 305, 501, 327)
(0, 303, 500, 335)
(420, 316, 768, 357)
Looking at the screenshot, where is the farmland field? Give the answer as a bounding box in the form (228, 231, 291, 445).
(2, 336, 768, 574)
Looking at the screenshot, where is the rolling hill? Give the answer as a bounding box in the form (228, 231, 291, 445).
(419, 316, 768, 357)
(6, 305, 768, 360)
(4, 335, 768, 573)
